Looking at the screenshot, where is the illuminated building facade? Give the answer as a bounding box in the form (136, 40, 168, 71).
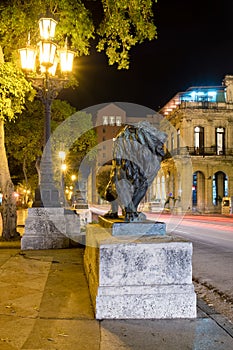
(157, 75, 233, 213)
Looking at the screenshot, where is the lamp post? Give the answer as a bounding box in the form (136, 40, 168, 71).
(58, 151, 66, 205)
(19, 16, 75, 207)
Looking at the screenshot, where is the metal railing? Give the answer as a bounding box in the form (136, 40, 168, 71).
(164, 147, 233, 159)
(179, 101, 230, 110)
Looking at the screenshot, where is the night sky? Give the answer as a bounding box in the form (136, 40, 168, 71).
(60, 0, 233, 112)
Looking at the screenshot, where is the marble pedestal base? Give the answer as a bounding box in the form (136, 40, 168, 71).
(21, 208, 81, 250)
(84, 224, 196, 319)
(98, 216, 166, 236)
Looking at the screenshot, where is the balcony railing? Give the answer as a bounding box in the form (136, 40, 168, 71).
(164, 147, 233, 159)
(179, 101, 229, 110)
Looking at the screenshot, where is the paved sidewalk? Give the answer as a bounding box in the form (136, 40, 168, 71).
(0, 246, 233, 349)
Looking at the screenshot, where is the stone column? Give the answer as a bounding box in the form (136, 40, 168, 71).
(224, 75, 233, 103)
(205, 175, 214, 213)
(178, 157, 193, 212)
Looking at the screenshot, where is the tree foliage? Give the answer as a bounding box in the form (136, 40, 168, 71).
(5, 99, 77, 188)
(5, 101, 97, 193)
(97, 0, 157, 69)
(66, 128, 97, 179)
(96, 164, 111, 198)
(0, 61, 34, 121)
(0, 0, 157, 69)
(51, 110, 97, 181)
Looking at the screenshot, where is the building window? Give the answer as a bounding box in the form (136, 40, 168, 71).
(171, 132, 174, 152)
(109, 116, 115, 126)
(180, 88, 221, 103)
(216, 127, 225, 155)
(103, 116, 108, 125)
(177, 129, 180, 149)
(116, 116, 122, 126)
(176, 129, 180, 155)
(194, 126, 204, 154)
(212, 171, 228, 205)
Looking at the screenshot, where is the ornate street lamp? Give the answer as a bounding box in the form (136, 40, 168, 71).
(19, 16, 75, 207)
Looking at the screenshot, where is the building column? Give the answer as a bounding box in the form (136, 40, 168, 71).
(179, 158, 193, 213)
(227, 176, 233, 197)
(205, 176, 214, 213)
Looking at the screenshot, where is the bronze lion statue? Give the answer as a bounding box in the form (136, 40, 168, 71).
(102, 121, 167, 222)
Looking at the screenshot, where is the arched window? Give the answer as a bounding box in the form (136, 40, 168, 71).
(192, 171, 205, 209)
(192, 172, 197, 206)
(212, 171, 228, 205)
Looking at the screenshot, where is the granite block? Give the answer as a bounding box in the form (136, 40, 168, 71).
(99, 241, 193, 286)
(84, 224, 197, 320)
(21, 207, 80, 250)
(96, 286, 196, 319)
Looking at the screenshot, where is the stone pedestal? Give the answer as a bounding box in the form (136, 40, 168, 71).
(84, 223, 196, 320)
(99, 216, 166, 236)
(21, 208, 81, 250)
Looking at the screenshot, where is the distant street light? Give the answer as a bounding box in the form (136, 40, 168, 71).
(61, 163, 67, 172)
(58, 151, 66, 164)
(71, 174, 76, 182)
(19, 16, 75, 207)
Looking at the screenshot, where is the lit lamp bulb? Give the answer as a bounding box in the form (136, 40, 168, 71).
(58, 151, 66, 161)
(41, 56, 58, 76)
(61, 163, 67, 172)
(39, 17, 57, 40)
(71, 174, 76, 181)
(38, 17, 57, 69)
(59, 50, 74, 73)
(59, 38, 75, 73)
(19, 33, 36, 71)
(39, 40, 57, 68)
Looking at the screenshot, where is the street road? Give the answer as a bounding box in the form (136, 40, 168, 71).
(148, 213, 233, 302)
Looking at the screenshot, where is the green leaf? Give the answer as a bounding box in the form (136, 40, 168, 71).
(0, 61, 34, 121)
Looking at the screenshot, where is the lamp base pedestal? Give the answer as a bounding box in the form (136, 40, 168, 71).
(21, 207, 81, 250)
(32, 186, 61, 208)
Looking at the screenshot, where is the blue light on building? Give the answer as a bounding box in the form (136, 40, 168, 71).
(180, 87, 225, 103)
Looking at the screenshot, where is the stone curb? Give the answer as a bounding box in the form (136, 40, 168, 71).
(197, 299, 233, 338)
(0, 241, 21, 249)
